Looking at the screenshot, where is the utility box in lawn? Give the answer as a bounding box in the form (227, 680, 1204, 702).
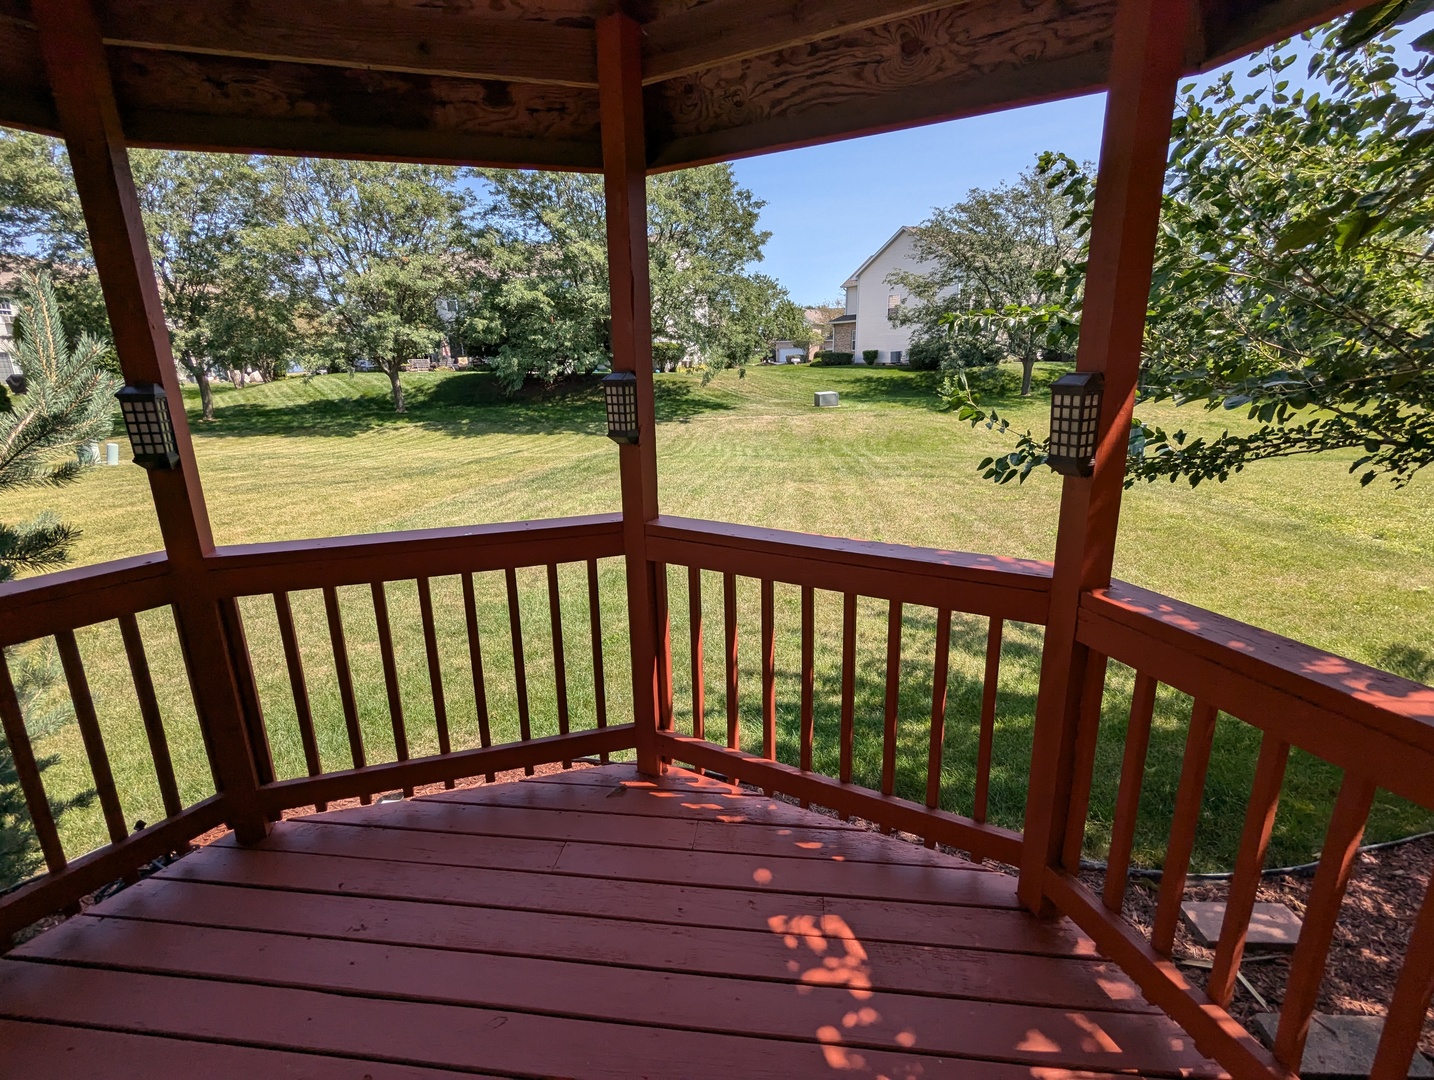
(814, 391, 839, 408)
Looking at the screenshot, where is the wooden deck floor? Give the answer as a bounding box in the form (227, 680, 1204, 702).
(0, 764, 1223, 1079)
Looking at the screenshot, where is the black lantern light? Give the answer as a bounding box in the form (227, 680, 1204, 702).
(602, 371, 640, 444)
(116, 383, 180, 470)
(1047, 371, 1103, 478)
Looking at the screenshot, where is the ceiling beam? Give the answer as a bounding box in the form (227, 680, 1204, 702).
(91, 0, 598, 88)
(641, 0, 970, 84)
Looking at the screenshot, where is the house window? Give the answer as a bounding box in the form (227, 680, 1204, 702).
(0, 299, 11, 316)
(891, 350, 903, 364)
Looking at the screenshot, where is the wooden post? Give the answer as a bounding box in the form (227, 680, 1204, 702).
(598, 13, 663, 775)
(1017, 0, 1191, 913)
(32, 0, 270, 842)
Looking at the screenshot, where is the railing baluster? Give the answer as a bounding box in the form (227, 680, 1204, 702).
(1103, 671, 1158, 913)
(1369, 879, 1434, 1080)
(0, 651, 66, 873)
(839, 592, 856, 793)
(1062, 653, 1111, 871)
(723, 571, 739, 753)
(655, 563, 674, 734)
(546, 564, 571, 768)
(55, 629, 127, 846)
(1207, 733, 1290, 1006)
(1151, 698, 1219, 954)
(924, 607, 951, 847)
(370, 581, 411, 796)
(505, 567, 533, 774)
(586, 560, 608, 764)
(760, 578, 775, 763)
(1274, 773, 1377, 1070)
(323, 585, 369, 805)
(117, 612, 182, 820)
(881, 601, 902, 815)
(688, 565, 704, 744)
(799, 585, 814, 807)
(416, 577, 452, 788)
(972, 617, 1003, 825)
(461, 572, 495, 781)
(273, 592, 326, 811)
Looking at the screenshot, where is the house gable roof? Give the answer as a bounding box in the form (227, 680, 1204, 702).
(842, 227, 917, 289)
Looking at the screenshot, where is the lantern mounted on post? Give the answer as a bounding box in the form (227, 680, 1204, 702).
(116, 383, 180, 470)
(602, 371, 639, 444)
(1047, 371, 1103, 478)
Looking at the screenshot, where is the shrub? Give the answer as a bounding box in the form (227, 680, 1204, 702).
(813, 350, 854, 366)
(862, 349, 880, 364)
(652, 341, 686, 370)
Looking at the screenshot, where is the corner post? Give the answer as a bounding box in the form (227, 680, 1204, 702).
(32, 0, 270, 842)
(597, 13, 664, 775)
(1018, 0, 1191, 912)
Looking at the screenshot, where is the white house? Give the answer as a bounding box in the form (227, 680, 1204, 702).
(830, 226, 927, 365)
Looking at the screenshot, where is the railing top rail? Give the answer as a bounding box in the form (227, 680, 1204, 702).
(1086, 581, 1434, 753)
(0, 552, 172, 646)
(205, 513, 626, 596)
(650, 516, 1054, 586)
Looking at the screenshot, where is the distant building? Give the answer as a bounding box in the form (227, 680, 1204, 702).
(833, 227, 927, 364)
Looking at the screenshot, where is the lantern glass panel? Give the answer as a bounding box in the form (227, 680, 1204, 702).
(117, 384, 181, 469)
(602, 371, 639, 444)
(1047, 372, 1103, 477)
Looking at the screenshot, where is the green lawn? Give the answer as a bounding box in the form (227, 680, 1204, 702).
(4, 363, 1431, 885)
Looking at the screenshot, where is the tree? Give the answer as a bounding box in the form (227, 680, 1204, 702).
(1, 138, 303, 410)
(960, 12, 1434, 487)
(467, 164, 788, 390)
(0, 272, 118, 582)
(133, 151, 302, 418)
(890, 165, 1082, 394)
(264, 159, 467, 412)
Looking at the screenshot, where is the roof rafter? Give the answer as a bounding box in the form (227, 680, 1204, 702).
(91, 0, 599, 88)
(641, 0, 971, 85)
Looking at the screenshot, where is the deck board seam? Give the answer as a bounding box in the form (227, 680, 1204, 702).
(287, 814, 987, 867)
(52, 912, 1151, 1011)
(87, 883, 1099, 959)
(0, 959, 1208, 1078)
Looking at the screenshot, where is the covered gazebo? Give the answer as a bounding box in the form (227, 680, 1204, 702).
(1, 1, 1432, 1077)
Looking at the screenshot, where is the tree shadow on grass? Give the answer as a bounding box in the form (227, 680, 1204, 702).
(192, 371, 734, 440)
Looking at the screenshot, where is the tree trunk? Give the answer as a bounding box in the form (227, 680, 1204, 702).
(387, 366, 406, 413)
(185, 354, 215, 421)
(1020, 356, 1037, 397)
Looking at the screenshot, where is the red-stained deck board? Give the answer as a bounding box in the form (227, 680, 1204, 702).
(0, 764, 1223, 1080)
(88, 879, 1145, 1008)
(0, 1019, 486, 1080)
(0, 964, 1165, 1080)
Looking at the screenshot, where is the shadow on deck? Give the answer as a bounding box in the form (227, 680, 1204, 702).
(0, 765, 1219, 1078)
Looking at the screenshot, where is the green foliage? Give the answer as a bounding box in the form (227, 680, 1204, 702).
(0, 272, 118, 581)
(893, 163, 1082, 392)
(862, 349, 880, 363)
(813, 351, 854, 366)
(962, 14, 1434, 488)
(467, 165, 798, 391)
(652, 341, 687, 370)
(263, 159, 467, 413)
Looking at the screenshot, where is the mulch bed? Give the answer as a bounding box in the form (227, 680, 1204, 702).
(1081, 834, 1434, 1059)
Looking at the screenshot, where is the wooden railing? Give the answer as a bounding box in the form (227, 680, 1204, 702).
(646, 516, 1054, 864)
(1, 514, 1430, 1077)
(1051, 581, 1434, 1080)
(0, 514, 636, 942)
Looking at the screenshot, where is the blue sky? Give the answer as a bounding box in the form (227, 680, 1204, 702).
(730, 93, 1108, 305)
(732, 14, 1434, 306)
